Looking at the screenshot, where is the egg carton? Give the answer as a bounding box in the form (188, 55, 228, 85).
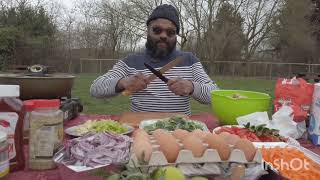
(128, 160, 223, 176)
(178, 163, 265, 177)
(128, 149, 262, 176)
(129, 148, 262, 166)
(129, 130, 263, 176)
(135, 135, 261, 163)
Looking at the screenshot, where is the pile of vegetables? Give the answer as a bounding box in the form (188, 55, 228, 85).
(143, 116, 204, 133)
(91, 120, 127, 133)
(261, 147, 320, 180)
(63, 133, 131, 167)
(215, 123, 288, 142)
(74, 120, 128, 135)
(92, 165, 208, 180)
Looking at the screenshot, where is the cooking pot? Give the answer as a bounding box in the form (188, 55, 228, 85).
(0, 73, 75, 100)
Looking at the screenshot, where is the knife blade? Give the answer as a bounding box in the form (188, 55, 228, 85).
(145, 56, 182, 83)
(144, 63, 169, 83)
(122, 56, 183, 96)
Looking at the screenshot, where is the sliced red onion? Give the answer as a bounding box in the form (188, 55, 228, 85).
(62, 132, 131, 167)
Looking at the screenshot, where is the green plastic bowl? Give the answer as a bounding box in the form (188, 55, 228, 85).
(211, 90, 271, 125)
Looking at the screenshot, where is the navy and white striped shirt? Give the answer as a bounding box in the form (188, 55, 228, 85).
(90, 49, 219, 115)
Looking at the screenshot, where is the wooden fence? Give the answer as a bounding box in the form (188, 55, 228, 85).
(203, 61, 320, 80)
(77, 58, 320, 80)
(79, 58, 119, 74)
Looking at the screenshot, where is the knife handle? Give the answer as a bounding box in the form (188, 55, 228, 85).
(122, 90, 131, 96)
(121, 75, 155, 96)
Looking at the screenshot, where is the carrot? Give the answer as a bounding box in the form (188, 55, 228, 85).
(260, 146, 320, 180)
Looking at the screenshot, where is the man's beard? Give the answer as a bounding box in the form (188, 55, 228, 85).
(145, 35, 176, 58)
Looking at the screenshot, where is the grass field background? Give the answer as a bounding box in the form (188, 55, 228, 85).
(72, 74, 276, 115)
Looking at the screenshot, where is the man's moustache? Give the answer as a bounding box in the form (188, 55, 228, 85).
(156, 41, 168, 45)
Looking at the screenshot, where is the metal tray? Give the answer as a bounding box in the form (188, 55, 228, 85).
(53, 147, 109, 172)
(254, 142, 320, 164)
(254, 142, 320, 177)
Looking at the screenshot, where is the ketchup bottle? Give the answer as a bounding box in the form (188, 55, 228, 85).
(0, 85, 25, 172)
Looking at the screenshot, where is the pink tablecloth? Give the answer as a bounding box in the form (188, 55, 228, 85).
(6, 113, 320, 180)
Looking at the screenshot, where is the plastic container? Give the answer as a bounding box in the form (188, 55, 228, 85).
(309, 83, 320, 145)
(0, 131, 9, 178)
(211, 90, 271, 125)
(0, 85, 25, 172)
(28, 99, 63, 170)
(22, 100, 34, 144)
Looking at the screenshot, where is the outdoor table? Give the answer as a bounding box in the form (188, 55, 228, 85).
(6, 113, 320, 180)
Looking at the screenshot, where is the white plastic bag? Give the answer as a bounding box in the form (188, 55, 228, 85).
(270, 105, 305, 139)
(236, 112, 269, 126)
(236, 105, 306, 139)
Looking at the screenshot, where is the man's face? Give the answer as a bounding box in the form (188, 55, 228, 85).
(146, 18, 177, 58)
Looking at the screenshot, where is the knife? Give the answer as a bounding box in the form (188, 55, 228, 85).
(144, 63, 169, 83)
(122, 56, 183, 96)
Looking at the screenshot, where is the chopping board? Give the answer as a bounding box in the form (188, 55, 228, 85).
(119, 112, 187, 128)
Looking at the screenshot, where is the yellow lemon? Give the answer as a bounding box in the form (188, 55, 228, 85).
(153, 166, 186, 180)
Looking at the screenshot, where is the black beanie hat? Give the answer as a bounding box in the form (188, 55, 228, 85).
(146, 4, 180, 34)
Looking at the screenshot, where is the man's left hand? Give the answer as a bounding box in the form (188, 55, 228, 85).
(167, 77, 194, 96)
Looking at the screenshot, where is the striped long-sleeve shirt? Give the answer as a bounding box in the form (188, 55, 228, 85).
(90, 49, 219, 115)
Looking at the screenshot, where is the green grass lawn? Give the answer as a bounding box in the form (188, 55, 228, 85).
(72, 74, 276, 115)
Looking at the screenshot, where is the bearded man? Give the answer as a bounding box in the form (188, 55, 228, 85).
(90, 4, 218, 115)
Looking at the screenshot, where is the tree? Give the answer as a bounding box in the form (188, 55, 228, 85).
(99, 1, 131, 58)
(73, 0, 101, 55)
(0, 0, 56, 66)
(167, 0, 278, 61)
(58, 6, 77, 72)
(0, 27, 20, 69)
(311, 0, 320, 62)
(270, 0, 319, 63)
(204, 2, 246, 61)
(241, 0, 280, 60)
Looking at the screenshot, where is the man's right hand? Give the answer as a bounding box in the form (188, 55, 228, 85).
(116, 73, 148, 93)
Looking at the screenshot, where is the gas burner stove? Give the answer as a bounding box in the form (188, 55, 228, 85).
(60, 97, 83, 122)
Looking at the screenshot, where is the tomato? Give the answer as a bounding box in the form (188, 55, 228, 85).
(242, 134, 252, 141)
(231, 127, 241, 132)
(219, 127, 235, 134)
(240, 132, 260, 142)
(231, 127, 244, 134)
(259, 135, 279, 142)
(236, 129, 249, 137)
(248, 132, 260, 142)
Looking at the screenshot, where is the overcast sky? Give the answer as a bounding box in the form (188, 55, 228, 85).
(56, 0, 74, 9)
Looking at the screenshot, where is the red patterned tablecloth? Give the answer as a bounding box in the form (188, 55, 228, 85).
(6, 113, 320, 180)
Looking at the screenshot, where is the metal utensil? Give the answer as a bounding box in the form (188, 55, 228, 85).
(122, 56, 183, 95)
(144, 63, 169, 83)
